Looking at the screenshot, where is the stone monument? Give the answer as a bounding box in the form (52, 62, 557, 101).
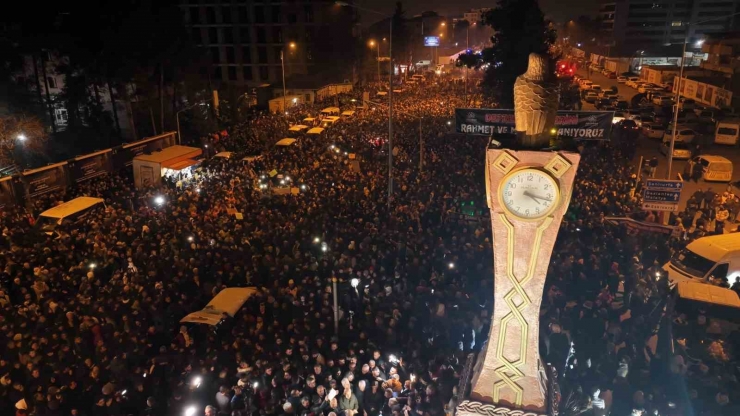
(456, 53, 580, 416)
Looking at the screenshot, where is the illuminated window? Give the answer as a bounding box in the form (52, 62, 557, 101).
(672, 21, 683, 27)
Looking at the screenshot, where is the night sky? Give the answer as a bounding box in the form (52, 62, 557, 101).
(357, 0, 600, 24)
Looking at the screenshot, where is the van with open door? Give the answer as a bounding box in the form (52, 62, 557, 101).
(687, 155, 733, 182)
(35, 197, 105, 235)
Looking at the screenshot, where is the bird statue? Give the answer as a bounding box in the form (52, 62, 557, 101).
(513, 53, 560, 149)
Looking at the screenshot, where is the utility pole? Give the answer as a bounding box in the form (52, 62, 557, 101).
(419, 117, 423, 173)
(332, 277, 339, 335)
(388, 18, 394, 207)
(667, 11, 740, 179)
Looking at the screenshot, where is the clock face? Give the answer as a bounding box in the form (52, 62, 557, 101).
(500, 168, 560, 219)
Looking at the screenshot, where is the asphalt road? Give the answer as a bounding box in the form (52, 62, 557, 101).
(577, 69, 740, 212)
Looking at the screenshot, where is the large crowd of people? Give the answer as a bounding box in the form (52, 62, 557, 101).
(1, 70, 739, 416)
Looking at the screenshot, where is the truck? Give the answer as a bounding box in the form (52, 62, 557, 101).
(663, 234, 740, 287)
(714, 119, 740, 145)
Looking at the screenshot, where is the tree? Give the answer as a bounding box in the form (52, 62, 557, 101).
(459, 0, 556, 108)
(0, 115, 47, 167)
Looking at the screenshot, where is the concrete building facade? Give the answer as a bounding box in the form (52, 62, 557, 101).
(607, 0, 740, 53)
(180, 0, 355, 87)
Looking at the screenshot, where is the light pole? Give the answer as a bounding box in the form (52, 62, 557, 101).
(419, 117, 423, 172)
(281, 42, 297, 115)
(176, 101, 208, 145)
(667, 11, 740, 179)
(463, 22, 476, 106)
(355, 97, 424, 173)
(337, 1, 394, 206)
(370, 40, 381, 82)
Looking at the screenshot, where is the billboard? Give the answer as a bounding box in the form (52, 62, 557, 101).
(22, 162, 68, 199)
(112, 132, 177, 171)
(68, 150, 113, 183)
(674, 76, 733, 109)
(455, 109, 614, 140)
(424, 36, 440, 47)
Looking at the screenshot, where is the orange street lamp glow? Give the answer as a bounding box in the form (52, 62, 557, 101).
(289, 42, 296, 48)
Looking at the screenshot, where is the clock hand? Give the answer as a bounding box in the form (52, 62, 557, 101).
(523, 190, 552, 203)
(523, 191, 541, 205)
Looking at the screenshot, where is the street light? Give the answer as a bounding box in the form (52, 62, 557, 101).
(281, 42, 297, 115)
(336, 1, 394, 207)
(667, 11, 740, 179)
(176, 101, 208, 145)
(369, 40, 381, 82)
(17, 134, 27, 142)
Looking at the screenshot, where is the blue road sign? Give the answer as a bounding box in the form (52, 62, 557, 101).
(645, 179, 684, 190)
(643, 189, 681, 203)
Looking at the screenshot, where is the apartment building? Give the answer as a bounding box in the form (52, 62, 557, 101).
(181, 0, 355, 87)
(608, 0, 740, 52)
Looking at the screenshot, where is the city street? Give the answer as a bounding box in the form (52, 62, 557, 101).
(578, 68, 740, 211)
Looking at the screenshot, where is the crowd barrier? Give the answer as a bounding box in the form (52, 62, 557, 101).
(0, 132, 177, 210)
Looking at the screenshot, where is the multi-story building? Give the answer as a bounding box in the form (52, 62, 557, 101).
(599, 2, 616, 43)
(180, 0, 355, 87)
(463, 8, 490, 25)
(12, 52, 133, 138)
(608, 0, 740, 53)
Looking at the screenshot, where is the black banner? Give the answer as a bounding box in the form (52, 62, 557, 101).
(112, 133, 176, 171)
(69, 150, 112, 183)
(0, 177, 15, 208)
(22, 163, 68, 199)
(604, 217, 679, 236)
(455, 109, 614, 140)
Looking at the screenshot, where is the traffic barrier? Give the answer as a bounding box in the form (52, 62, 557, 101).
(0, 132, 177, 209)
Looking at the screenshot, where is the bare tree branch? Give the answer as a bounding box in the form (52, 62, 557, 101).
(0, 114, 47, 167)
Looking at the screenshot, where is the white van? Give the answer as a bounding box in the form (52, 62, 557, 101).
(715, 120, 740, 145)
(688, 155, 733, 182)
(36, 197, 105, 235)
(320, 107, 340, 116)
(664, 234, 740, 286)
(181, 287, 258, 326)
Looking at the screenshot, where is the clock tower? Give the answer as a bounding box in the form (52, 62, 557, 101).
(456, 54, 580, 416)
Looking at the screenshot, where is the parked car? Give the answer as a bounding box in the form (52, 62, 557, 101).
(626, 78, 641, 88)
(612, 111, 626, 124)
(595, 98, 612, 109)
(651, 111, 672, 125)
(688, 155, 733, 182)
(652, 95, 673, 106)
(579, 80, 594, 90)
(606, 71, 617, 79)
(584, 91, 599, 103)
(662, 127, 696, 143)
(590, 84, 603, 92)
(697, 109, 724, 123)
(642, 123, 666, 139)
(679, 98, 696, 110)
(617, 76, 628, 83)
(660, 141, 692, 159)
(618, 119, 640, 131)
(631, 115, 655, 127)
(638, 83, 658, 93)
